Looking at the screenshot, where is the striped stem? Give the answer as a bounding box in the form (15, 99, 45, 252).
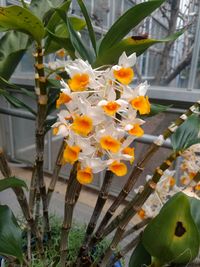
(60, 163, 82, 267)
(34, 43, 50, 240)
(91, 101, 200, 247)
(99, 151, 181, 267)
(47, 139, 66, 206)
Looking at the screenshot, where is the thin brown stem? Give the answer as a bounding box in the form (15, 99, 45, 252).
(60, 163, 82, 267)
(91, 101, 200, 247)
(0, 149, 45, 259)
(47, 139, 66, 206)
(29, 165, 37, 215)
(99, 151, 181, 267)
(122, 218, 151, 240)
(34, 43, 50, 239)
(75, 171, 114, 266)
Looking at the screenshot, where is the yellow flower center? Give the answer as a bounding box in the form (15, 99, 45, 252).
(137, 209, 146, 220)
(109, 161, 127, 176)
(72, 115, 93, 136)
(102, 101, 120, 116)
(128, 124, 144, 137)
(113, 67, 134, 85)
(169, 177, 176, 187)
(122, 147, 135, 164)
(53, 127, 59, 135)
(194, 184, 200, 191)
(56, 92, 72, 108)
(130, 96, 150, 115)
(63, 145, 81, 164)
(56, 49, 66, 58)
(77, 167, 93, 184)
(68, 73, 89, 91)
(100, 136, 121, 153)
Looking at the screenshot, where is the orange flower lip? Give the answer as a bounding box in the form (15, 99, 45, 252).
(113, 67, 134, 85)
(130, 96, 150, 115)
(102, 101, 120, 116)
(77, 167, 93, 184)
(56, 92, 72, 108)
(109, 161, 127, 176)
(68, 73, 89, 91)
(100, 135, 121, 153)
(71, 115, 93, 136)
(128, 124, 144, 137)
(122, 147, 135, 164)
(63, 145, 81, 164)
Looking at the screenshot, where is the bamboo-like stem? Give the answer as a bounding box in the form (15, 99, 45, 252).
(47, 139, 66, 206)
(75, 171, 114, 266)
(0, 149, 45, 259)
(34, 43, 50, 239)
(99, 151, 181, 267)
(29, 165, 37, 215)
(35, 186, 41, 225)
(60, 163, 82, 267)
(91, 101, 200, 247)
(122, 218, 151, 240)
(107, 233, 141, 267)
(27, 226, 32, 262)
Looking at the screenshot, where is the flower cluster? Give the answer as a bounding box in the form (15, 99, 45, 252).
(52, 52, 151, 184)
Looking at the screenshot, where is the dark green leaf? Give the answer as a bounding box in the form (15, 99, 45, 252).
(0, 31, 31, 80)
(77, 0, 97, 54)
(0, 89, 36, 115)
(148, 103, 172, 117)
(189, 197, 200, 236)
(0, 177, 27, 192)
(0, 6, 45, 43)
(98, 0, 165, 53)
(0, 76, 35, 99)
(45, 117, 57, 132)
(95, 30, 184, 66)
(47, 88, 60, 115)
(170, 114, 200, 152)
(56, 9, 94, 63)
(129, 241, 151, 267)
(0, 205, 23, 262)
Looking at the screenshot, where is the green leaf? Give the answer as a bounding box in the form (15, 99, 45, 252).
(98, 0, 165, 53)
(77, 0, 97, 54)
(0, 177, 27, 192)
(170, 114, 200, 152)
(189, 197, 200, 236)
(0, 89, 36, 115)
(142, 192, 200, 265)
(0, 6, 45, 43)
(129, 241, 151, 267)
(0, 31, 31, 80)
(0, 205, 23, 262)
(148, 103, 172, 117)
(0, 76, 36, 99)
(56, 9, 94, 63)
(95, 30, 183, 66)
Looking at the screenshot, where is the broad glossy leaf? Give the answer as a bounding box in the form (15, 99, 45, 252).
(98, 0, 165, 53)
(0, 89, 36, 115)
(0, 177, 27, 192)
(95, 30, 183, 66)
(129, 241, 151, 267)
(0, 31, 31, 80)
(77, 0, 97, 54)
(0, 205, 23, 262)
(142, 192, 199, 265)
(189, 197, 200, 236)
(170, 114, 200, 152)
(0, 6, 45, 43)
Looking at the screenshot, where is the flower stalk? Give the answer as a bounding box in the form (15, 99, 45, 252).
(91, 100, 200, 247)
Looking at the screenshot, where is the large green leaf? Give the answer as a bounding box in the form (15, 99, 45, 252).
(0, 5, 45, 43)
(98, 0, 165, 53)
(95, 30, 183, 66)
(0, 31, 31, 80)
(189, 197, 200, 236)
(0, 205, 23, 262)
(0, 177, 27, 192)
(170, 114, 200, 152)
(129, 241, 151, 267)
(77, 0, 97, 54)
(142, 192, 199, 265)
(0, 89, 36, 115)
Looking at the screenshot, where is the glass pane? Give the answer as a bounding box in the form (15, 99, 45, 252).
(93, 0, 110, 28)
